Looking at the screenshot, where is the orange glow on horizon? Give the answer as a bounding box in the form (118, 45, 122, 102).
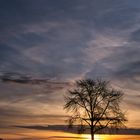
(80, 134, 140, 140)
(1, 128, 140, 140)
(81, 134, 104, 140)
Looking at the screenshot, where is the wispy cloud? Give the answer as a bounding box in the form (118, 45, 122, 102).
(0, 0, 140, 131)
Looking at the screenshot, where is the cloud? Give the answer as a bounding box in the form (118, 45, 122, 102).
(0, 72, 71, 86)
(14, 125, 140, 135)
(125, 99, 140, 110)
(130, 29, 140, 42)
(0, 0, 140, 130)
(1, 0, 140, 79)
(0, 72, 72, 104)
(0, 72, 72, 126)
(0, 102, 69, 126)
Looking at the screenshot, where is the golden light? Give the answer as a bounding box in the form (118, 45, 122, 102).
(81, 134, 91, 140)
(81, 134, 104, 140)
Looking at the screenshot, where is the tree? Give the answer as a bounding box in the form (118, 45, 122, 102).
(64, 79, 127, 140)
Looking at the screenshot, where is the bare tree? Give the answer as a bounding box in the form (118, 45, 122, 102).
(64, 79, 127, 140)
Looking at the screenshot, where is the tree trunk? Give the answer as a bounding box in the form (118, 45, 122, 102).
(91, 126, 94, 140)
(91, 133, 94, 140)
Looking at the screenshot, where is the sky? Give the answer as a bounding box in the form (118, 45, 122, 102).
(0, 0, 140, 138)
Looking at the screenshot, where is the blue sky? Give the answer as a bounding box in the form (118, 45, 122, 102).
(0, 0, 140, 131)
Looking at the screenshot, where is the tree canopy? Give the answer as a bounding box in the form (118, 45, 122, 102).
(64, 79, 127, 140)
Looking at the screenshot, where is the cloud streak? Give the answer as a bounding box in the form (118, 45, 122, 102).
(0, 0, 140, 134)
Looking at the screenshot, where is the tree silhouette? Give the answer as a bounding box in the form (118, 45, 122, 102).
(64, 79, 127, 140)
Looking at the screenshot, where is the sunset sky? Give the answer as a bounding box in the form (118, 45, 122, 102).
(0, 0, 140, 138)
